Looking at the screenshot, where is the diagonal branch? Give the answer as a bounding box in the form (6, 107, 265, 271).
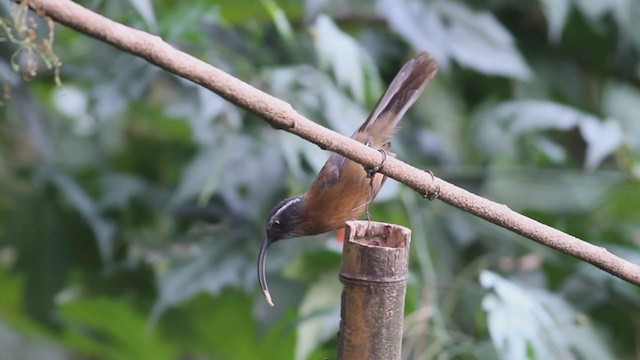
(14, 0, 640, 285)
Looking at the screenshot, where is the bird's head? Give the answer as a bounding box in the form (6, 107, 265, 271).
(258, 194, 304, 306)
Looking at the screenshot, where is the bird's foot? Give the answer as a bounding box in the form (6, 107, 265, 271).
(365, 149, 388, 178)
(423, 169, 440, 200)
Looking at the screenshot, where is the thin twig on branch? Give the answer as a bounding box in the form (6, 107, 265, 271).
(13, 0, 640, 285)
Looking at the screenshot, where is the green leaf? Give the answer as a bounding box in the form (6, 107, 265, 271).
(376, 0, 449, 67)
(313, 15, 383, 103)
(579, 118, 623, 170)
(170, 135, 284, 218)
(410, 77, 466, 165)
(164, 84, 242, 145)
(284, 248, 342, 279)
(435, 2, 532, 80)
(595, 181, 640, 222)
(60, 297, 177, 359)
(475, 100, 612, 166)
(51, 173, 116, 262)
(483, 170, 623, 213)
(211, 0, 302, 24)
(602, 81, 640, 153)
(539, 0, 571, 42)
(0, 269, 49, 334)
(613, 0, 640, 51)
(161, 290, 296, 360)
(574, 0, 616, 22)
(318, 72, 370, 137)
(262, 0, 295, 44)
(481, 271, 615, 360)
(149, 226, 257, 321)
(377, 0, 532, 79)
(128, 0, 157, 28)
(295, 272, 341, 360)
(265, 65, 366, 174)
(98, 173, 146, 210)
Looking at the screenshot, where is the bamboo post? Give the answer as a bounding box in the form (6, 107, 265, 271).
(337, 220, 412, 360)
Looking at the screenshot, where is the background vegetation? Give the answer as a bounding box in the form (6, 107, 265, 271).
(1, 0, 640, 359)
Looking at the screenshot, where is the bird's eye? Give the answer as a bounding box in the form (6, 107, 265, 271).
(273, 219, 281, 227)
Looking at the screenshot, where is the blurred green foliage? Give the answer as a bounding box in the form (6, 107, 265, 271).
(1, 0, 640, 359)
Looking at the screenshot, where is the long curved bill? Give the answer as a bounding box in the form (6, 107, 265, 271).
(258, 238, 275, 307)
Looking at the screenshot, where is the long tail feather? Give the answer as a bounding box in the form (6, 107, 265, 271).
(354, 52, 438, 145)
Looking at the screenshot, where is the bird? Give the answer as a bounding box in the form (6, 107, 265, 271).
(258, 52, 438, 306)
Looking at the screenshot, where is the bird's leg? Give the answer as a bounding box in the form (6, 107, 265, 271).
(364, 166, 378, 220)
(364, 140, 388, 178)
(361, 138, 388, 220)
(364, 196, 372, 222)
(368, 149, 388, 177)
